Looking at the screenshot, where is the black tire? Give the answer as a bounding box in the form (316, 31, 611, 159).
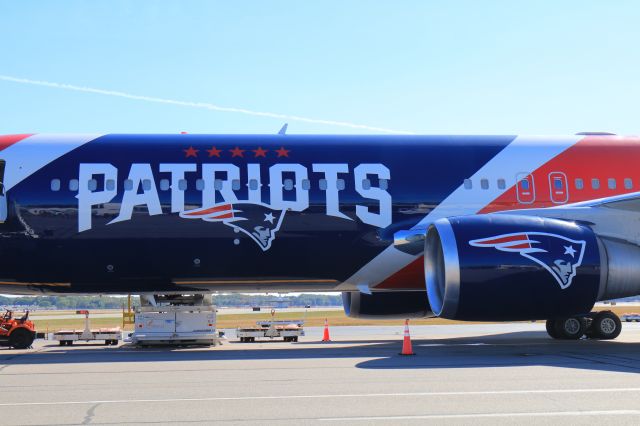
(554, 317, 587, 340)
(546, 319, 561, 339)
(591, 311, 622, 340)
(8, 328, 34, 349)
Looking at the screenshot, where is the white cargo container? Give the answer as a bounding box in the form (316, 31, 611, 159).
(131, 294, 220, 346)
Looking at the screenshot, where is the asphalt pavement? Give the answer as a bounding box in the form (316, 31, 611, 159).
(2, 323, 640, 425)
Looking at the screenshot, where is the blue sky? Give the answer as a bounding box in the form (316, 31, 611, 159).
(1, 1, 640, 135)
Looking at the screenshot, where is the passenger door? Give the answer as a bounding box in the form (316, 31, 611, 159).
(516, 173, 535, 204)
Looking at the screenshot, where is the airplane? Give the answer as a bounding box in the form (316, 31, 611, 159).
(0, 131, 638, 341)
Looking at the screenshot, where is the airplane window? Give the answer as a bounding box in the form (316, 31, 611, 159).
(301, 179, 310, 190)
(283, 179, 294, 190)
(50, 179, 61, 191)
(575, 178, 584, 190)
(249, 179, 259, 190)
(195, 179, 204, 191)
(592, 178, 600, 190)
(178, 179, 188, 191)
(337, 179, 345, 190)
(521, 180, 530, 190)
(159, 179, 170, 191)
(142, 179, 152, 191)
(69, 179, 79, 191)
(379, 179, 388, 190)
(553, 179, 563, 190)
(608, 178, 616, 190)
(232, 179, 241, 191)
(87, 179, 98, 191)
(480, 178, 489, 190)
(625, 178, 633, 189)
(497, 179, 506, 189)
(319, 179, 327, 190)
(362, 179, 371, 190)
(106, 179, 115, 191)
(124, 179, 133, 191)
(463, 179, 472, 189)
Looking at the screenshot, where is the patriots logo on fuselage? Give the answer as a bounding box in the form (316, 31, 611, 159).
(180, 202, 286, 251)
(469, 232, 586, 289)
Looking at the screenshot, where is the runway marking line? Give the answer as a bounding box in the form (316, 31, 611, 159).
(1, 387, 640, 407)
(319, 410, 640, 421)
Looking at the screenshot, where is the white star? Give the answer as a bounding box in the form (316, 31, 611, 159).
(264, 212, 275, 224)
(564, 245, 576, 258)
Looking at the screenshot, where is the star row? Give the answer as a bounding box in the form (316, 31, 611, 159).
(183, 146, 290, 158)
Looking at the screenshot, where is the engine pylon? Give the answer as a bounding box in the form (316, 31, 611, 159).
(399, 319, 415, 356)
(322, 318, 331, 342)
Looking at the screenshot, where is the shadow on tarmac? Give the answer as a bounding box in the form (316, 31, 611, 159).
(1, 330, 639, 374)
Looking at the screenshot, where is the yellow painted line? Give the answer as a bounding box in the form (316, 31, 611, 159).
(0, 281, 70, 287)
(175, 279, 338, 285)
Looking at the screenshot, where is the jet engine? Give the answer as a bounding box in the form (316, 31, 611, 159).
(424, 214, 640, 321)
(342, 290, 431, 319)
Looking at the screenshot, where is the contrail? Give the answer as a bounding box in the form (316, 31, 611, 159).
(0, 75, 414, 134)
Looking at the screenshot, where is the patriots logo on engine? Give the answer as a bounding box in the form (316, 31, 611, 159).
(469, 232, 586, 289)
(180, 202, 286, 251)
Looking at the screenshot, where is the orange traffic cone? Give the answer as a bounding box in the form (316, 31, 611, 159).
(322, 318, 331, 342)
(399, 319, 414, 355)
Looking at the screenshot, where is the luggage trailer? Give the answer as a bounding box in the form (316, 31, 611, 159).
(237, 310, 305, 342)
(53, 310, 121, 346)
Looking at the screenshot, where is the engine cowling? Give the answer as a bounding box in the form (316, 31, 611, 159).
(342, 291, 431, 319)
(425, 214, 602, 321)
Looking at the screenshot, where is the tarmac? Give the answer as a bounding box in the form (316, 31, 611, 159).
(2, 322, 640, 425)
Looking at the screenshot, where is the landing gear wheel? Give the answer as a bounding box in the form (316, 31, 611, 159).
(546, 319, 561, 339)
(554, 317, 586, 340)
(8, 328, 34, 349)
(591, 311, 622, 340)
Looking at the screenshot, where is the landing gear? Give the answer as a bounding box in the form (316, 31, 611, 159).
(546, 310, 622, 340)
(553, 317, 587, 340)
(590, 311, 622, 340)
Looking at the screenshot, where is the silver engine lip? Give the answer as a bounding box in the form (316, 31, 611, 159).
(425, 218, 461, 319)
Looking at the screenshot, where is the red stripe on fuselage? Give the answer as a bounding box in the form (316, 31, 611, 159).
(480, 136, 640, 213)
(0, 134, 34, 151)
(376, 136, 640, 290)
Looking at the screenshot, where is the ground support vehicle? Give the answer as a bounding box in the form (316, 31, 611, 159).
(0, 310, 36, 349)
(237, 314, 305, 342)
(130, 294, 219, 346)
(622, 313, 640, 322)
(53, 310, 121, 346)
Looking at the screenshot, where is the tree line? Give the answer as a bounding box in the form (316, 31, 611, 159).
(0, 293, 343, 310)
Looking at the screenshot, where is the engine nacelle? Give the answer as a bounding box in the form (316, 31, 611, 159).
(425, 214, 602, 321)
(342, 291, 431, 319)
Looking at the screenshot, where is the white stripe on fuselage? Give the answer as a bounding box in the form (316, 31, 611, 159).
(339, 135, 584, 290)
(0, 134, 104, 191)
